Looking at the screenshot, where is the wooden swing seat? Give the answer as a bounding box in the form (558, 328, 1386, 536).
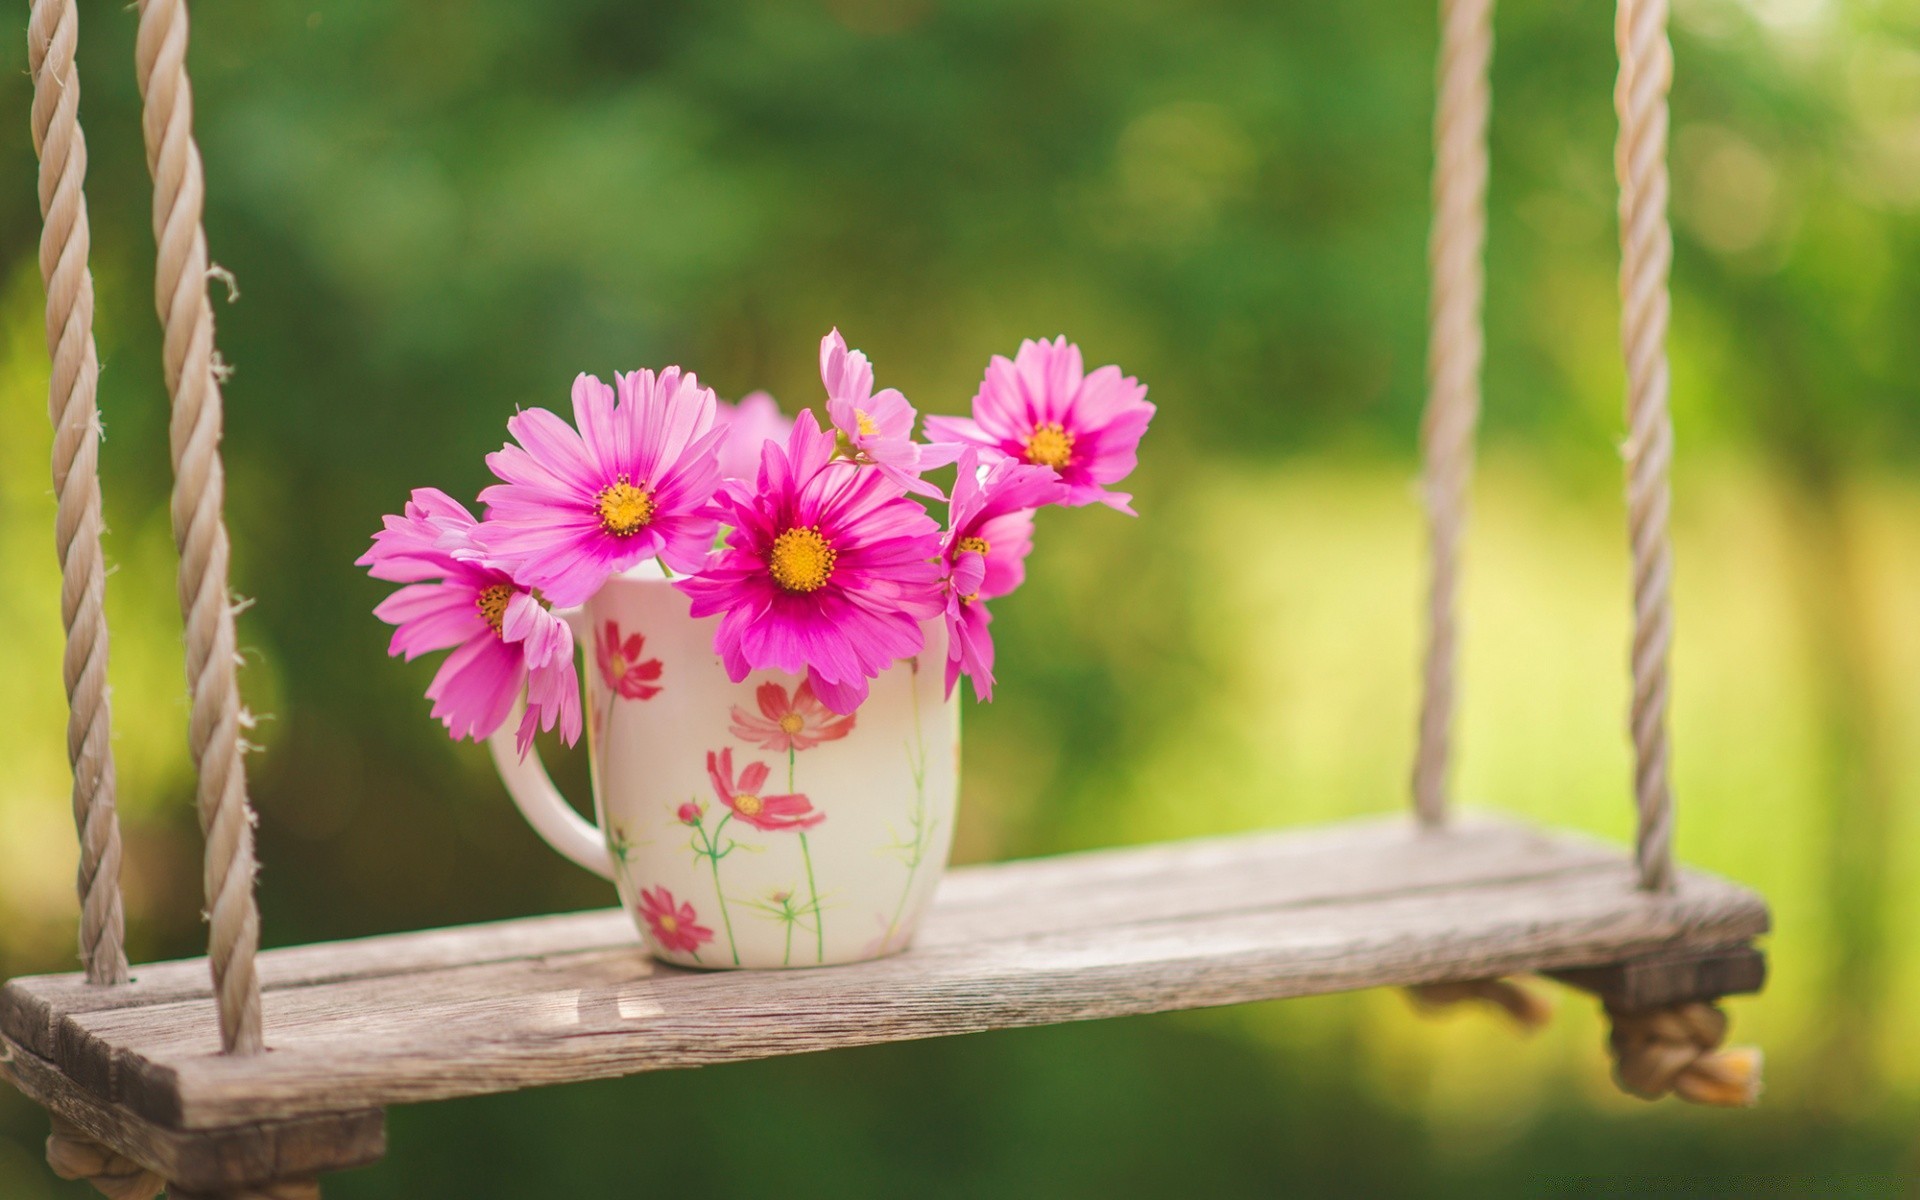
(0, 813, 1768, 1192)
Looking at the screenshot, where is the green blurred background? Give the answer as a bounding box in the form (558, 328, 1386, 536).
(3, 0, 1917, 1194)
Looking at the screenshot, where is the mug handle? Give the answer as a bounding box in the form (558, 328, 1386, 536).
(487, 700, 616, 882)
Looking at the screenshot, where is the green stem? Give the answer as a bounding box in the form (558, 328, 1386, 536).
(885, 658, 932, 947)
(788, 745, 826, 961)
(707, 848, 740, 967)
(799, 832, 824, 963)
(692, 818, 740, 966)
(885, 856, 919, 948)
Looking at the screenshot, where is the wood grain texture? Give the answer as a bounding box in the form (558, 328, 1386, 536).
(2, 815, 1769, 1132)
(0, 1034, 382, 1190)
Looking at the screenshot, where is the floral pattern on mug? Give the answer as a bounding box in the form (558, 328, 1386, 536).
(706, 748, 823, 832)
(597, 621, 664, 700)
(729, 679, 856, 753)
(743, 887, 812, 968)
(637, 886, 714, 958)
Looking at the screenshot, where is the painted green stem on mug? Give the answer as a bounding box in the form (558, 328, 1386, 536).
(886, 657, 934, 947)
(691, 812, 741, 966)
(797, 832, 825, 963)
(707, 854, 739, 966)
(789, 746, 826, 962)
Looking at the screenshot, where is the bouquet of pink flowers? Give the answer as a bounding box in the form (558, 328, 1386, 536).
(359, 331, 1153, 753)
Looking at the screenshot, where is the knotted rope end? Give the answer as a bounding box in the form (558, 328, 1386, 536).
(1606, 1000, 1762, 1107)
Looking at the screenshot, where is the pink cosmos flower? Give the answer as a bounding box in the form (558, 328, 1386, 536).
(357, 488, 581, 755)
(941, 450, 1068, 702)
(595, 621, 664, 700)
(820, 329, 959, 499)
(729, 678, 857, 753)
(638, 886, 715, 956)
(706, 748, 823, 832)
(676, 800, 706, 826)
(715, 390, 795, 482)
(923, 336, 1154, 514)
(477, 369, 726, 607)
(676, 411, 946, 715)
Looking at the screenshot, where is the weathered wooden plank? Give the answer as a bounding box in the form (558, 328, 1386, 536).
(1, 815, 1616, 1049)
(105, 864, 1762, 1127)
(1550, 945, 1768, 1011)
(4, 814, 1590, 1045)
(0, 1034, 383, 1190)
(0, 908, 640, 1057)
(0, 816, 1770, 1133)
(31, 814, 1629, 1114)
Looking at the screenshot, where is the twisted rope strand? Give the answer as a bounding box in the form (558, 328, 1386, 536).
(134, 0, 263, 1054)
(29, 0, 130, 988)
(1614, 0, 1677, 892)
(1413, 0, 1494, 827)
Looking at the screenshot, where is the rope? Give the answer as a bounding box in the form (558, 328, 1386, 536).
(1412, 0, 1494, 827)
(1606, 1001, 1762, 1106)
(46, 1116, 166, 1200)
(1408, 977, 1552, 1032)
(1614, 0, 1677, 892)
(28, 0, 130, 988)
(134, 0, 264, 1055)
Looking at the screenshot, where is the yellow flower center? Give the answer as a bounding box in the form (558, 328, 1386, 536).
(733, 793, 765, 816)
(657, 913, 679, 934)
(769, 526, 837, 593)
(855, 408, 879, 437)
(778, 713, 806, 735)
(477, 583, 514, 637)
(595, 477, 656, 537)
(957, 536, 990, 556)
(1024, 422, 1075, 469)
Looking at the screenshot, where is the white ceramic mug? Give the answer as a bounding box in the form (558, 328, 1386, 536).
(489, 563, 959, 968)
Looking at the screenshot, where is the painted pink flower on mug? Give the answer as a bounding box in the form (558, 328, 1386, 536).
(638, 886, 715, 957)
(729, 679, 856, 753)
(706, 748, 823, 833)
(596, 621, 664, 701)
